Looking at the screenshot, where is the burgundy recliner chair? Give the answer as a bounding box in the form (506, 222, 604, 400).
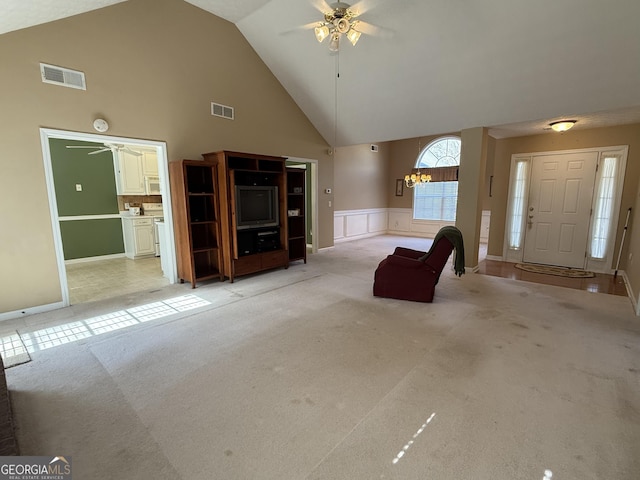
(373, 226, 465, 303)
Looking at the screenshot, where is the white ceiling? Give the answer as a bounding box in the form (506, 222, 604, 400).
(3, 0, 640, 145)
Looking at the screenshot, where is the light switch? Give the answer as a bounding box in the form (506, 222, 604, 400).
(75, 184, 82, 192)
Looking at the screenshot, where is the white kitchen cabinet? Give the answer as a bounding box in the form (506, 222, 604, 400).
(122, 217, 155, 258)
(142, 150, 159, 176)
(115, 151, 145, 195)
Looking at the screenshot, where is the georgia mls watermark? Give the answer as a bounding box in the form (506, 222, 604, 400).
(0, 456, 71, 480)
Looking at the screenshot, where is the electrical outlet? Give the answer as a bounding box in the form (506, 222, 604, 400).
(124, 203, 130, 209)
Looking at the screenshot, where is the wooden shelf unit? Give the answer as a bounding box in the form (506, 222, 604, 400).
(286, 168, 307, 263)
(202, 151, 289, 282)
(169, 159, 223, 287)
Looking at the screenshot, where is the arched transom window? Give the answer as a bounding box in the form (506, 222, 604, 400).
(413, 136, 461, 221)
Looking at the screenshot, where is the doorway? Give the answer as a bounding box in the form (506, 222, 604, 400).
(40, 128, 177, 307)
(504, 146, 628, 273)
(523, 151, 598, 268)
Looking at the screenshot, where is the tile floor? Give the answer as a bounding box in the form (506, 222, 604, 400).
(65, 256, 170, 304)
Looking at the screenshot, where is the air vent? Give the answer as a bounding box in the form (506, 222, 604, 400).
(370, 144, 379, 152)
(40, 63, 86, 90)
(211, 102, 234, 120)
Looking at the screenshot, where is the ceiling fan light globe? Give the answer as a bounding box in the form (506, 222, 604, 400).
(315, 25, 329, 42)
(334, 17, 350, 34)
(329, 33, 340, 51)
(346, 28, 361, 46)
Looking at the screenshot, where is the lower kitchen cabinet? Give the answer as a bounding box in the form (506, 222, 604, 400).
(121, 216, 155, 258)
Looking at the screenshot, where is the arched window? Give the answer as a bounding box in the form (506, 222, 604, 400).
(413, 136, 461, 221)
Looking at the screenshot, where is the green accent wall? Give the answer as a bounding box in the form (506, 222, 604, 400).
(50, 138, 119, 216)
(60, 219, 125, 260)
(50, 138, 124, 260)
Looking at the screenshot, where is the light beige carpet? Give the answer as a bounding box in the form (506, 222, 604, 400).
(5, 236, 640, 479)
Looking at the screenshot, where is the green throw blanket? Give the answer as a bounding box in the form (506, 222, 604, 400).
(419, 226, 465, 276)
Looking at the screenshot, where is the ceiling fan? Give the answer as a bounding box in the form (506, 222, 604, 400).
(65, 143, 143, 156)
(285, 1, 389, 51)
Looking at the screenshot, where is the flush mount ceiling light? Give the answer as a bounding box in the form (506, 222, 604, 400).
(315, 2, 361, 52)
(549, 120, 577, 132)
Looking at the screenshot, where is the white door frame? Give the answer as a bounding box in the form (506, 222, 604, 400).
(286, 156, 319, 254)
(503, 145, 628, 273)
(40, 128, 178, 307)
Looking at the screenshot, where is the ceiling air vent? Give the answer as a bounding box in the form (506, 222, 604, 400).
(40, 63, 86, 90)
(211, 102, 234, 120)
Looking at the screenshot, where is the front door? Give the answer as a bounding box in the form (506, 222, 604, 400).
(523, 152, 598, 268)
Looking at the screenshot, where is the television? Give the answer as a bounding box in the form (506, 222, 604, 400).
(235, 185, 279, 230)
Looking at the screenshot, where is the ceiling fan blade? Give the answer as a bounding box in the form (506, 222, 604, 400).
(280, 21, 319, 36)
(87, 148, 111, 155)
(355, 20, 394, 38)
(66, 145, 102, 149)
(311, 0, 332, 14)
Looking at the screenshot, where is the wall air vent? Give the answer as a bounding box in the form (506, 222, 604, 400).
(40, 63, 86, 90)
(211, 102, 234, 120)
(370, 144, 379, 152)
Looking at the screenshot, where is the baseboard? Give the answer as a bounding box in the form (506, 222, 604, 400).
(0, 301, 65, 322)
(65, 253, 126, 265)
(619, 270, 639, 316)
(334, 231, 384, 243)
(485, 254, 504, 261)
(318, 246, 335, 252)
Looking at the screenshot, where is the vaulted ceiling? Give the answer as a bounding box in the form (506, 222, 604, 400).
(3, 0, 640, 145)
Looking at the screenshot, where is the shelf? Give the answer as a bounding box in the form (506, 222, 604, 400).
(185, 165, 214, 193)
(170, 159, 223, 288)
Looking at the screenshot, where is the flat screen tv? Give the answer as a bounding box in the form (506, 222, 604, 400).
(235, 185, 279, 230)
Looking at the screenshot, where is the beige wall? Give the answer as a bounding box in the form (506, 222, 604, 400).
(333, 143, 389, 211)
(489, 124, 640, 277)
(0, 0, 333, 313)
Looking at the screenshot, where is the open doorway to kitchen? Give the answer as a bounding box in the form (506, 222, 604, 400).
(40, 128, 177, 307)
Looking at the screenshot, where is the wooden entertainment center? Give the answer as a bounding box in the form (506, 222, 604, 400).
(171, 151, 304, 286)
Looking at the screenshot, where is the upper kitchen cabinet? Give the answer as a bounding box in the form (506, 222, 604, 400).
(115, 150, 145, 195)
(141, 149, 159, 176)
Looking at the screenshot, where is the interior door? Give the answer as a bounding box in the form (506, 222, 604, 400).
(523, 152, 598, 268)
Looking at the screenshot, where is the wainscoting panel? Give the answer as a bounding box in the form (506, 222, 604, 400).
(334, 209, 388, 242)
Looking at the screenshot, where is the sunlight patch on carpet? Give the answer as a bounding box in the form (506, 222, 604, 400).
(18, 294, 210, 356)
(0, 332, 31, 368)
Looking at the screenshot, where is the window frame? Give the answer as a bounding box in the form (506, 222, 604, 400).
(412, 136, 461, 222)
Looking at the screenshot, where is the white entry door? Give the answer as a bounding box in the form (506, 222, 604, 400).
(523, 152, 598, 268)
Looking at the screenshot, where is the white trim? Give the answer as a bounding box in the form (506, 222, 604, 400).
(620, 270, 639, 316)
(64, 253, 126, 265)
(0, 301, 65, 322)
(318, 246, 335, 252)
(503, 146, 629, 273)
(59, 214, 122, 221)
(334, 208, 388, 242)
(485, 254, 503, 261)
(39, 128, 178, 309)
